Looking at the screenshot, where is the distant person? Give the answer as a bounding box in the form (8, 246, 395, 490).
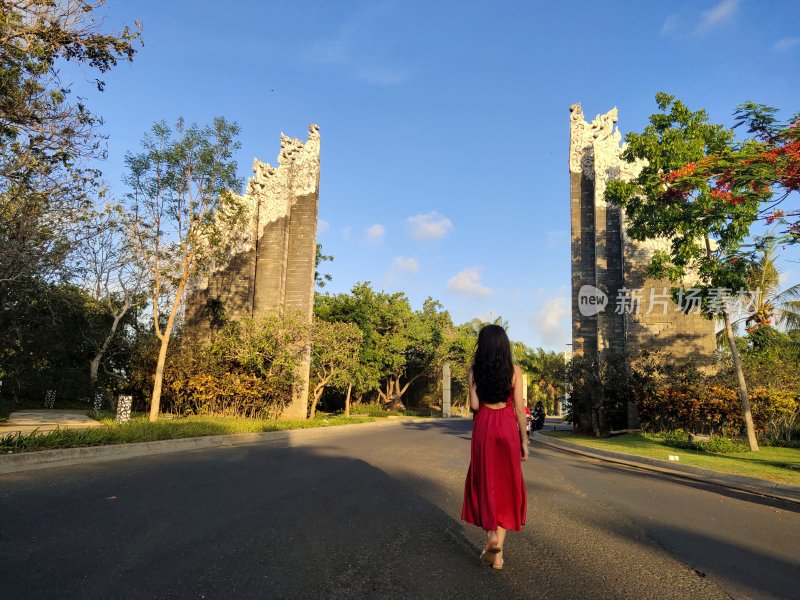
(533, 400, 546, 431)
(461, 325, 528, 570)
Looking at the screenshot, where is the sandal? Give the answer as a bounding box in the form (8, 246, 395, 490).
(480, 542, 501, 564)
(491, 557, 504, 570)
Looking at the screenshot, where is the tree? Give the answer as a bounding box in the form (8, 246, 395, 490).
(738, 236, 800, 334)
(125, 117, 243, 421)
(606, 93, 783, 451)
(730, 103, 799, 243)
(314, 284, 451, 409)
(0, 1, 141, 290)
(314, 243, 333, 288)
(309, 319, 362, 418)
(71, 205, 145, 388)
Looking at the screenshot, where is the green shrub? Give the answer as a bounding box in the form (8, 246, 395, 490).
(647, 430, 748, 454)
(348, 403, 403, 417)
(161, 314, 308, 419)
(701, 436, 749, 453)
(652, 430, 695, 450)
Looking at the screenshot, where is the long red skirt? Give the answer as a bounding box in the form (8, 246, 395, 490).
(461, 401, 527, 531)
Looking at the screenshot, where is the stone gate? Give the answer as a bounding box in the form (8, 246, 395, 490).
(188, 124, 321, 420)
(569, 105, 716, 426)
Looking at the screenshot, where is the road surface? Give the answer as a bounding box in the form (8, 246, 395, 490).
(1, 419, 798, 599)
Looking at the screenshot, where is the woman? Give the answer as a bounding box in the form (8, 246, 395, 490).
(461, 324, 528, 570)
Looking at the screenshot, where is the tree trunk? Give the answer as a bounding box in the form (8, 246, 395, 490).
(149, 280, 185, 422)
(149, 331, 172, 422)
(89, 354, 101, 387)
(345, 383, 352, 417)
(89, 297, 130, 387)
(723, 309, 759, 451)
(309, 381, 327, 419)
(703, 235, 758, 451)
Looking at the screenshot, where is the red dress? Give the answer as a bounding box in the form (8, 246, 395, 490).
(461, 393, 527, 531)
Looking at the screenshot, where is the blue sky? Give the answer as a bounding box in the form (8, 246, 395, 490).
(75, 0, 799, 350)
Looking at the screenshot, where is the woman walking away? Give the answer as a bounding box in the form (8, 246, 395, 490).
(461, 324, 528, 570)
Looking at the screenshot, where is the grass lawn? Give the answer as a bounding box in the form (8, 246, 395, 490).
(540, 431, 800, 487)
(0, 413, 381, 453)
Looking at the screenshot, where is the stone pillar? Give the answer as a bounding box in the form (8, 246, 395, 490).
(569, 103, 716, 430)
(442, 363, 451, 418)
(522, 374, 528, 404)
(187, 125, 321, 421)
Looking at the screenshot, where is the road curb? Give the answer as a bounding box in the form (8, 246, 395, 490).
(531, 431, 800, 505)
(0, 417, 456, 475)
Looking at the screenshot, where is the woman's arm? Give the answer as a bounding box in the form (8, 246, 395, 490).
(513, 365, 529, 461)
(468, 369, 480, 412)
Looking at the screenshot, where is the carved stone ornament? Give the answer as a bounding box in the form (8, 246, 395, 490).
(568, 103, 591, 175)
(194, 124, 321, 289)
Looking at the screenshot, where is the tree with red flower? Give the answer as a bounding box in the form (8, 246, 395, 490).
(605, 93, 800, 452)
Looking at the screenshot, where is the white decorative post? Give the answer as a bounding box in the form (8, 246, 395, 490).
(116, 395, 133, 424)
(442, 363, 451, 417)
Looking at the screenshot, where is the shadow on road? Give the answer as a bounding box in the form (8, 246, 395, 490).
(571, 496, 800, 599)
(401, 418, 472, 438)
(1, 443, 517, 599)
(564, 454, 800, 514)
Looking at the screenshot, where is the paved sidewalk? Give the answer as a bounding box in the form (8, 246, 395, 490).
(532, 430, 800, 505)
(0, 409, 102, 436)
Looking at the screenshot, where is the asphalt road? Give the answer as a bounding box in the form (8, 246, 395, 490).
(1, 419, 798, 599)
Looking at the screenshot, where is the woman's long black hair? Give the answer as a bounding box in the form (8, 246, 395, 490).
(471, 324, 514, 405)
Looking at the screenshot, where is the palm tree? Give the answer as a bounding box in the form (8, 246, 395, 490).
(736, 237, 800, 333)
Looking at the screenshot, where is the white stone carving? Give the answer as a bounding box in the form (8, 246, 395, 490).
(193, 124, 321, 290)
(569, 104, 591, 175)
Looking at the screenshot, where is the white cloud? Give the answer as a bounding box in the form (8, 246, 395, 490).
(303, 4, 408, 86)
(532, 296, 570, 347)
(365, 223, 385, 244)
(695, 0, 738, 34)
(774, 37, 800, 52)
(661, 14, 679, 36)
(357, 67, 409, 86)
(407, 211, 453, 241)
(392, 256, 419, 272)
(448, 267, 492, 298)
(318, 218, 330, 234)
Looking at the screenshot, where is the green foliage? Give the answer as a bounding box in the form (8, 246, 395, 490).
(0, 281, 142, 406)
(162, 314, 308, 418)
(314, 283, 446, 407)
(606, 93, 763, 303)
(309, 318, 363, 416)
(647, 430, 749, 454)
(314, 243, 333, 288)
(631, 350, 799, 441)
(348, 403, 404, 417)
(0, 1, 141, 287)
(125, 116, 244, 419)
(566, 355, 629, 435)
(515, 344, 566, 411)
